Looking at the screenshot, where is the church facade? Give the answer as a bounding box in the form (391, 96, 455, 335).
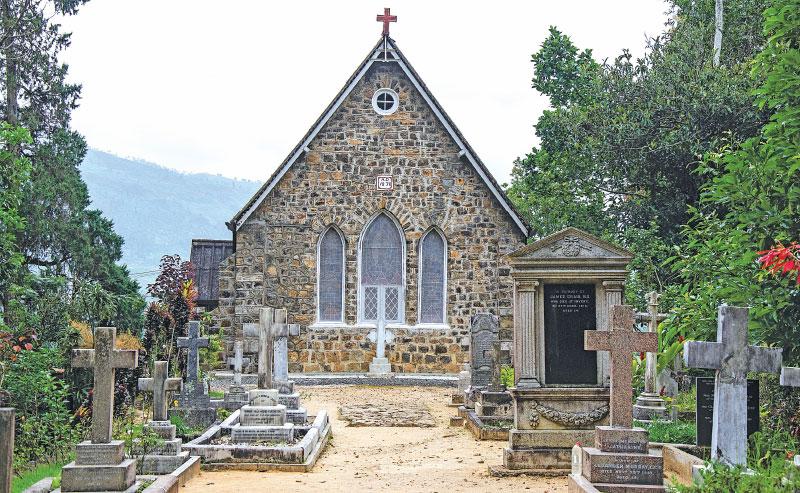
(209, 35, 529, 374)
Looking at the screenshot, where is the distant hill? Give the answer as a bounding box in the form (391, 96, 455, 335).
(80, 149, 262, 290)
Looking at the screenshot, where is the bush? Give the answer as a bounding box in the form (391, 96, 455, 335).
(673, 459, 800, 493)
(1, 348, 84, 472)
(635, 419, 696, 444)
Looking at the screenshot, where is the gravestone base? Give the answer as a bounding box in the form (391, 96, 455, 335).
(224, 385, 249, 408)
(632, 393, 668, 421)
(286, 408, 308, 425)
(140, 450, 191, 475)
(240, 404, 287, 426)
(449, 392, 465, 406)
(369, 357, 391, 374)
(278, 393, 300, 410)
(168, 407, 217, 429)
(275, 380, 295, 395)
(134, 422, 190, 475)
(475, 390, 512, 417)
(568, 426, 665, 492)
(248, 389, 279, 407)
(61, 441, 137, 492)
(231, 423, 295, 444)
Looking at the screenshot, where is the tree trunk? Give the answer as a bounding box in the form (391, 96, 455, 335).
(713, 0, 724, 67)
(1, 0, 19, 124)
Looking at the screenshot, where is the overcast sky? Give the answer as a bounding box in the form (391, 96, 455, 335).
(60, 1, 670, 185)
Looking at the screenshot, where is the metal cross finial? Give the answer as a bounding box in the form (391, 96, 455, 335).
(376, 7, 397, 36)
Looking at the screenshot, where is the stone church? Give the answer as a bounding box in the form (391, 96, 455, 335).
(193, 26, 529, 374)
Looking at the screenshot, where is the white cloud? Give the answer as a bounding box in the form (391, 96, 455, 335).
(60, 1, 670, 184)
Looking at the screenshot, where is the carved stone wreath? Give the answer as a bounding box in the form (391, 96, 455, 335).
(550, 235, 592, 257)
(528, 400, 609, 429)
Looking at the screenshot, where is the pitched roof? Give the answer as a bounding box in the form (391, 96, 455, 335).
(190, 239, 233, 307)
(229, 36, 530, 238)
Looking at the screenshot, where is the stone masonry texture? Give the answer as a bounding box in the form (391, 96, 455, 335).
(215, 61, 526, 373)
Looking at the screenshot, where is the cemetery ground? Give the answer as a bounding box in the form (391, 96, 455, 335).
(181, 385, 567, 492)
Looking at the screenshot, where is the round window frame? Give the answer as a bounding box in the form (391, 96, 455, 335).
(372, 88, 399, 116)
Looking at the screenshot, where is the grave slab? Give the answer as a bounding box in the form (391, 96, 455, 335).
(230, 423, 294, 444)
(580, 447, 663, 485)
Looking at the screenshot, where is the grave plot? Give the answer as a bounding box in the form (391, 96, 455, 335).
(182, 308, 331, 471)
(339, 402, 436, 427)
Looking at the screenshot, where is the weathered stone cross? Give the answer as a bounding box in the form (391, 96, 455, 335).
(177, 321, 209, 389)
(585, 305, 657, 428)
(636, 292, 667, 397)
(376, 7, 397, 36)
(138, 361, 182, 422)
(684, 305, 782, 466)
(72, 327, 138, 443)
(258, 307, 274, 390)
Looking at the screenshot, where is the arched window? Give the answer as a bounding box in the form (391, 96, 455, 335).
(359, 212, 404, 323)
(317, 226, 345, 323)
(418, 229, 446, 324)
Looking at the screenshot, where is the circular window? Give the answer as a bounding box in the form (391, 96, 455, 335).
(372, 88, 398, 115)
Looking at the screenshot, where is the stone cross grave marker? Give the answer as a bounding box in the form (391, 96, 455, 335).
(258, 307, 275, 389)
(72, 327, 138, 443)
(470, 313, 499, 388)
(633, 292, 668, 419)
(683, 305, 782, 466)
(233, 340, 244, 386)
(781, 366, 800, 387)
(138, 361, 182, 422)
(177, 321, 209, 398)
(585, 305, 658, 428)
(0, 408, 13, 493)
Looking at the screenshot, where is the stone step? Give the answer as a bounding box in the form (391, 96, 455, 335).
(581, 447, 663, 485)
(230, 423, 295, 444)
(240, 404, 286, 426)
(286, 408, 308, 425)
(60, 458, 136, 492)
(278, 393, 300, 410)
(140, 451, 190, 475)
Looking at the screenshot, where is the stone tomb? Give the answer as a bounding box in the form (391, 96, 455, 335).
(493, 228, 629, 476)
(61, 327, 139, 492)
(569, 305, 665, 492)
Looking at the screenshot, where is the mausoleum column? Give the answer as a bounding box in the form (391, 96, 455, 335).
(600, 280, 625, 386)
(514, 279, 540, 388)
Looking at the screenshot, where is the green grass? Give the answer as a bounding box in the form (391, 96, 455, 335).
(208, 390, 224, 399)
(11, 462, 64, 493)
(635, 419, 696, 444)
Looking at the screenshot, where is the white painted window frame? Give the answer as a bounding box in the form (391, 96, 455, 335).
(357, 210, 406, 324)
(315, 225, 346, 325)
(372, 88, 399, 116)
(417, 227, 448, 328)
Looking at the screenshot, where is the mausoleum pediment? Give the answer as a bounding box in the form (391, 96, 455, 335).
(508, 227, 632, 262)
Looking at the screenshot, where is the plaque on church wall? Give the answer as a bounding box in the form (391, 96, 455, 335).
(376, 175, 393, 191)
(543, 284, 597, 385)
(696, 377, 759, 446)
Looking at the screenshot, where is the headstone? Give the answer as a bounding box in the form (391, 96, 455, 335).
(273, 311, 291, 391)
(485, 341, 505, 393)
(633, 292, 669, 420)
(176, 321, 210, 407)
(683, 305, 783, 466)
(470, 314, 498, 389)
(696, 377, 759, 447)
(62, 327, 138, 492)
(258, 307, 274, 389)
(138, 361, 181, 421)
(570, 305, 665, 492)
(544, 284, 597, 384)
(781, 366, 800, 387)
(224, 341, 248, 408)
(584, 305, 657, 428)
(0, 408, 13, 493)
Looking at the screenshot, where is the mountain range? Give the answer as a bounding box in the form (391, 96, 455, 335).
(80, 149, 262, 290)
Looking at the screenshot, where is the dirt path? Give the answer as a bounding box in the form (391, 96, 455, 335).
(181, 385, 567, 493)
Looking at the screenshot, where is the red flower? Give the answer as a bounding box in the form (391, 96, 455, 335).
(678, 335, 685, 343)
(12, 345, 20, 352)
(24, 343, 33, 351)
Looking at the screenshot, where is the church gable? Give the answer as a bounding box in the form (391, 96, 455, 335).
(508, 227, 633, 262)
(231, 37, 528, 238)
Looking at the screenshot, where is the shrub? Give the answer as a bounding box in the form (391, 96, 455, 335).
(635, 419, 696, 444)
(2, 348, 84, 472)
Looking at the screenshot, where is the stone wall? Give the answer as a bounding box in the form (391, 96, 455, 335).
(215, 61, 526, 373)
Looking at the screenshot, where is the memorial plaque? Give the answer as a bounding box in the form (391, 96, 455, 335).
(240, 405, 286, 426)
(231, 424, 294, 444)
(544, 284, 597, 384)
(696, 377, 759, 447)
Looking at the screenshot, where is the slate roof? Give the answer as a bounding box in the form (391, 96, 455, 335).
(190, 239, 233, 307)
(229, 36, 530, 238)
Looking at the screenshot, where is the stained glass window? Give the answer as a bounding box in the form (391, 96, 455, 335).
(318, 227, 344, 322)
(361, 214, 403, 286)
(419, 230, 446, 324)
